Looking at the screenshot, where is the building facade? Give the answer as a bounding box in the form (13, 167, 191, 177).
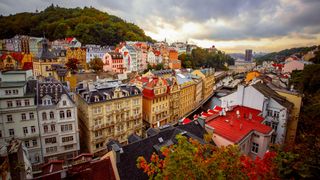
(192, 68, 215, 100)
(0, 70, 42, 165)
(176, 73, 196, 117)
(76, 80, 143, 156)
(36, 80, 80, 162)
(102, 52, 125, 73)
(66, 47, 87, 70)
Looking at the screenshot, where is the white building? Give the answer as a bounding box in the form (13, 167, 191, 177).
(0, 70, 42, 165)
(147, 51, 156, 64)
(220, 83, 293, 144)
(36, 79, 80, 162)
(85, 45, 111, 63)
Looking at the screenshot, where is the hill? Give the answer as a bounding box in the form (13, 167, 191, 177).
(255, 45, 318, 63)
(0, 5, 154, 46)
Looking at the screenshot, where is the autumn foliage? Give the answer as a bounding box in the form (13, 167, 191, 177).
(137, 135, 285, 180)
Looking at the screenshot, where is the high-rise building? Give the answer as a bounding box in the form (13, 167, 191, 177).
(245, 49, 253, 62)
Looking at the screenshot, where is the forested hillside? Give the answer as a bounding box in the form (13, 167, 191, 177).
(0, 5, 154, 45)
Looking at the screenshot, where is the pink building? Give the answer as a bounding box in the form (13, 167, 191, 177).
(282, 60, 305, 74)
(102, 52, 126, 73)
(204, 106, 273, 158)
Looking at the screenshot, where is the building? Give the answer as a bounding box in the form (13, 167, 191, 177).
(147, 51, 156, 65)
(36, 79, 80, 162)
(167, 77, 180, 124)
(0, 70, 42, 165)
(76, 80, 143, 156)
(245, 49, 253, 62)
(115, 121, 206, 180)
(268, 83, 302, 145)
(282, 60, 311, 74)
(66, 47, 87, 70)
(140, 77, 170, 128)
(204, 106, 273, 158)
(191, 68, 215, 100)
(120, 45, 138, 72)
(33, 152, 119, 180)
(176, 73, 196, 117)
(85, 45, 110, 63)
(33, 39, 63, 78)
(220, 83, 293, 144)
(102, 52, 126, 73)
(168, 49, 181, 69)
(0, 52, 24, 70)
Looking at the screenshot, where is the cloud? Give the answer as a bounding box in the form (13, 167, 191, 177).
(0, 0, 319, 52)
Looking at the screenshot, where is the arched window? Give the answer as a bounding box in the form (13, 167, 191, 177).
(42, 112, 47, 120)
(67, 110, 72, 118)
(60, 111, 65, 119)
(50, 112, 54, 119)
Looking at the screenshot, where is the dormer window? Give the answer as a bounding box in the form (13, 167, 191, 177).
(63, 100, 67, 106)
(94, 96, 99, 102)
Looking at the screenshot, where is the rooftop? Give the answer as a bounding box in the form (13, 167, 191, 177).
(206, 106, 272, 143)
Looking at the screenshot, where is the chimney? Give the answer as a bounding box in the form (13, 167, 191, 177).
(249, 113, 252, 120)
(240, 123, 243, 130)
(112, 144, 121, 163)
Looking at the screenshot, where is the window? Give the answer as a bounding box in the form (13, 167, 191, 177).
(271, 122, 278, 131)
(64, 145, 73, 150)
(32, 139, 37, 147)
(63, 100, 67, 106)
(106, 105, 112, 112)
(60, 111, 65, 119)
(43, 125, 48, 133)
(13, 89, 18, 94)
(29, 112, 34, 120)
(62, 136, 74, 142)
(7, 101, 13, 107)
(51, 124, 56, 132)
(31, 126, 36, 133)
(24, 141, 30, 148)
(34, 155, 40, 162)
(93, 107, 102, 114)
(67, 110, 71, 118)
(16, 100, 21, 107)
(251, 142, 259, 153)
(0, 130, 2, 138)
(253, 134, 260, 138)
(9, 129, 14, 136)
(61, 124, 73, 132)
(24, 100, 30, 106)
(42, 112, 47, 120)
(21, 113, 26, 120)
(45, 137, 57, 144)
(23, 127, 28, 134)
(46, 146, 57, 153)
(95, 130, 102, 137)
(7, 115, 13, 122)
(273, 111, 280, 118)
(5, 90, 12, 95)
(50, 112, 54, 119)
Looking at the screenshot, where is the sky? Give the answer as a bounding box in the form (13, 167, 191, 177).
(0, 0, 319, 53)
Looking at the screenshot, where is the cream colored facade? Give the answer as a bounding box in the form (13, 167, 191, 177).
(168, 78, 180, 124)
(275, 89, 302, 145)
(176, 77, 196, 117)
(192, 69, 215, 100)
(76, 82, 143, 156)
(33, 59, 63, 77)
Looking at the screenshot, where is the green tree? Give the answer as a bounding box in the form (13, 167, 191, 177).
(89, 57, 103, 72)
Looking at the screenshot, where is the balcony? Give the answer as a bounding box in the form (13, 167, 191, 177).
(91, 123, 106, 130)
(21, 133, 39, 139)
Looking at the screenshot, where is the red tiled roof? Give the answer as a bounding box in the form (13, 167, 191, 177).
(65, 37, 74, 43)
(0, 53, 24, 62)
(154, 50, 161, 56)
(206, 106, 272, 143)
(182, 117, 192, 125)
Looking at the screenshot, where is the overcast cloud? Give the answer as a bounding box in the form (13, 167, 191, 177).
(1, 0, 319, 52)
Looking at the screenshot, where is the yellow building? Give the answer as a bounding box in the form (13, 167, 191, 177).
(192, 68, 215, 100)
(168, 77, 180, 123)
(76, 80, 143, 156)
(245, 71, 261, 84)
(33, 39, 64, 77)
(176, 74, 196, 117)
(134, 76, 170, 128)
(274, 88, 302, 145)
(66, 47, 87, 70)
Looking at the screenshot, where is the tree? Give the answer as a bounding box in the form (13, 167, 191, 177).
(65, 58, 79, 73)
(137, 135, 283, 180)
(89, 57, 103, 72)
